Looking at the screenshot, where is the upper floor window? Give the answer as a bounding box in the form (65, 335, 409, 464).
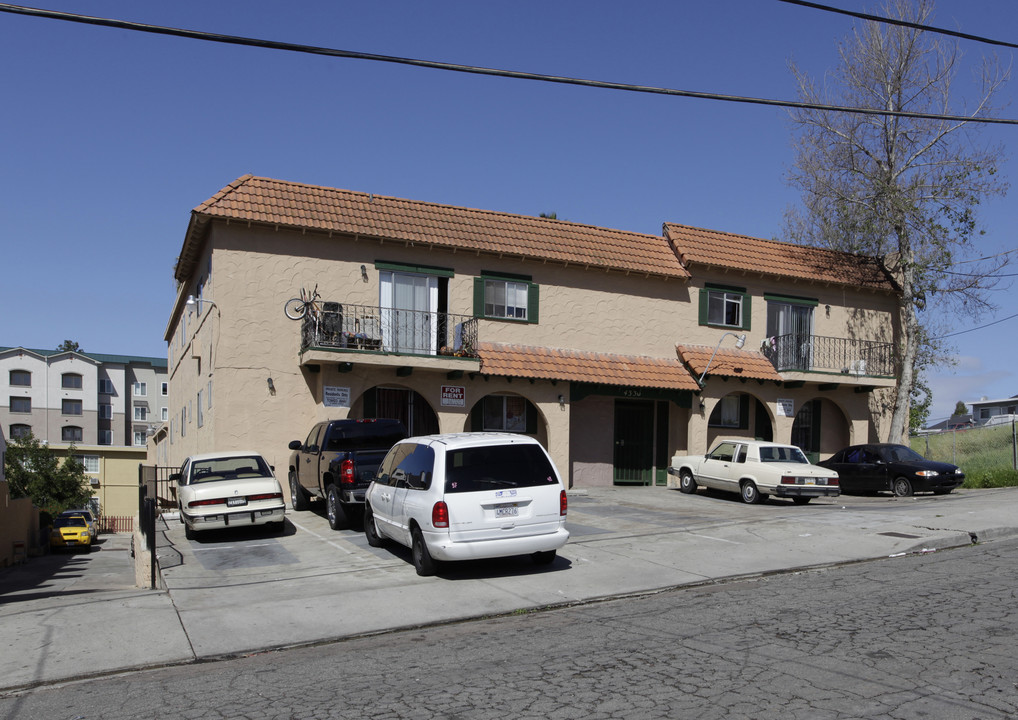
(98, 378, 114, 394)
(161, 382, 168, 396)
(62, 425, 83, 442)
(10, 396, 31, 413)
(134, 406, 148, 421)
(78, 455, 100, 473)
(99, 429, 112, 445)
(10, 423, 31, 439)
(9, 370, 31, 387)
(61, 373, 83, 389)
(700, 284, 750, 330)
(474, 272, 539, 322)
(133, 381, 147, 397)
(161, 407, 168, 422)
(99, 403, 113, 420)
(62, 399, 83, 416)
(134, 431, 147, 447)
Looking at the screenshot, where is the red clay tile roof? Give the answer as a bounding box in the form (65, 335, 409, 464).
(478, 342, 700, 391)
(664, 223, 898, 292)
(676, 344, 783, 383)
(176, 175, 691, 283)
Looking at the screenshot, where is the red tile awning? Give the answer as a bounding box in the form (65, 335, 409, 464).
(676, 344, 783, 383)
(478, 343, 700, 391)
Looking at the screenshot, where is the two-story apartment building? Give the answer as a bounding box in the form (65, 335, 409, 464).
(159, 175, 900, 489)
(0, 347, 168, 517)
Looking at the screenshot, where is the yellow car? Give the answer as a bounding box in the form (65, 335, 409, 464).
(51, 515, 93, 552)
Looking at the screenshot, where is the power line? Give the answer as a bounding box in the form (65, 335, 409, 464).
(936, 311, 1018, 339)
(777, 0, 1018, 50)
(1, 3, 1017, 126)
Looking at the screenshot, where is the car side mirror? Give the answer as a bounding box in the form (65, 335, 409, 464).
(169, 472, 181, 482)
(288, 440, 301, 451)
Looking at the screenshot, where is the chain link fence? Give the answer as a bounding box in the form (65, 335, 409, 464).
(913, 421, 1018, 475)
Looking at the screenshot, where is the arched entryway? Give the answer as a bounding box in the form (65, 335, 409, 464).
(465, 393, 546, 445)
(706, 392, 773, 447)
(791, 397, 850, 462)
(360, 386, 439, 436)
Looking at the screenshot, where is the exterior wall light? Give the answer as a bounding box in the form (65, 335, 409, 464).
(697, 332, 746, 387)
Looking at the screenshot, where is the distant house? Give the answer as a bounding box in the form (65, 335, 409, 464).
(970, 395, 1018, 425)
(158, 175, 901, 488)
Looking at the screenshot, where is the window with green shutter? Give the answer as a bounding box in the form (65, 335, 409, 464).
(698, 283, 751, 331)
(473, 271, 539, 323)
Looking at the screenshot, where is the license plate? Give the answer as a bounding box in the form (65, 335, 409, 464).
(227, 497, 247, 507)
(495, 503, 519, 518)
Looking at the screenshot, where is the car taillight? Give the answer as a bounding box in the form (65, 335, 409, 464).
(560, 489, 568, 516)
(432, 501, 449, 528)
(828, 477, 839, 486)
(248, 492, 283, 501)
(339, 459, 355, 485)
(188, 498, 227, 508)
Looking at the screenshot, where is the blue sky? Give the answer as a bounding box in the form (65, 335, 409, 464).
(1, 0, 1015, 425)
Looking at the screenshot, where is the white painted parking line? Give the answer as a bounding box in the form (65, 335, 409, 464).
(687, 532, 742, 545)
(288, 519, 356, 555)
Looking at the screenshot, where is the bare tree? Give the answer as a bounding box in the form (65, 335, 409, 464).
(786, 0, 1010, 442)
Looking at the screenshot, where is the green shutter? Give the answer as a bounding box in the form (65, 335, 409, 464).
(527, 283, 539, 324)
(473, 277, 485, 318)
(742, 294, 752, 331)
(698, 287, 709, 326)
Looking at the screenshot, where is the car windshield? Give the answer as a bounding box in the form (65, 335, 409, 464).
(444, 444, 558, 493)
(54, 516, 86, 528)
(188, 456, 270, 484)
(881, 445, 926, 463)
(759, 446, 810, 464)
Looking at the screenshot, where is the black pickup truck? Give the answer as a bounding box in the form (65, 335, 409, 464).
(287, 418, 407, 530)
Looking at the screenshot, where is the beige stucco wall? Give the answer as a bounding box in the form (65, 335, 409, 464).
(161, 221, 901, 488)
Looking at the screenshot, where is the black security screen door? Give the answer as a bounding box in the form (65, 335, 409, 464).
(613, 400, 655, 485)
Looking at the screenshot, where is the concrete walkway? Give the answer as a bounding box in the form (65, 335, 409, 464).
(2, 485, 1017, 694)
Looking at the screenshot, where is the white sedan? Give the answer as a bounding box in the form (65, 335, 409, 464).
(668, 438, 840, 504)
(174, 451, 286, 539)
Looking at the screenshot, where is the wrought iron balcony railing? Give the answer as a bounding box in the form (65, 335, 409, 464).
(762, 333, 894, 377)
(300, 302, 479, 358)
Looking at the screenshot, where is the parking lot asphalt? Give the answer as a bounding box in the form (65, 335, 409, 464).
(3, 484, 1018, 693)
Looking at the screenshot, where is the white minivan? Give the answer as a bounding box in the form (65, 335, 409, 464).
(364, 433, 569, 576)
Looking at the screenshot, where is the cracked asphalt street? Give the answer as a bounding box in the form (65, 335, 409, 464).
(4, 535, 1016, 719)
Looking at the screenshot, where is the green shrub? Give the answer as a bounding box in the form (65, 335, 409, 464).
(963, 467, 1018, 489)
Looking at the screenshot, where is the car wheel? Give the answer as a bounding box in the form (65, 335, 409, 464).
(792, 496, 812, 505)
(932, 488, 952, 496)
(289, 473, 309, 511)
(893, 477, 914, 497)
(326, 485, 349, 531)
(532, 550, 556, 565)
(184, 522, 195, 541)
(679, 470, 698, 494)
(740, 481, 764, 504)
(412, 527, 437, 576)
(364, 505, 384, 548)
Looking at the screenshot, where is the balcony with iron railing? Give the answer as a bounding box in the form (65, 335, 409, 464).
(762, 334, 895, 378)
(299, 302, 480, 359)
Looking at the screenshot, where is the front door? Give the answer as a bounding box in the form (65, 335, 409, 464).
(613, 400, 655, 485)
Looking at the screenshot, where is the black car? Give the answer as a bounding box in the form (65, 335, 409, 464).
(818, 443, 965, 497)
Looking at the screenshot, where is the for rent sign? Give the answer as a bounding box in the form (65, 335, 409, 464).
(441, 385, 465, 407)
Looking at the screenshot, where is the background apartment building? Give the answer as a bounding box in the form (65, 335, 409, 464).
(1, 347, 168, 518)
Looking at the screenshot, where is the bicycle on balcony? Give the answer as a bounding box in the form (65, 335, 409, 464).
(284, 285, 322, 321)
